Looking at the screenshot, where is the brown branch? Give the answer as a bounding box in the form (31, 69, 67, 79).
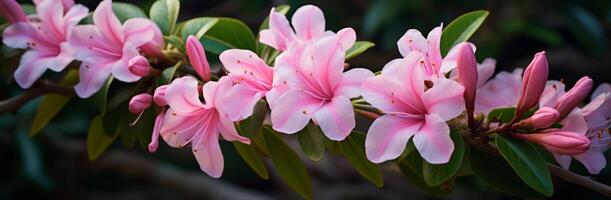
(0, 80, 74, 114)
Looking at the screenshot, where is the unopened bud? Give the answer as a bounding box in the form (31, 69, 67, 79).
(153, 85, 168, 106)
(515, 107, 559, 129)
(514, 131, 589, 155)
(555, 76, 593, 120)
(515, 51, 548, 120)
(129, 93, 152, 114)
(128, 56, 151, 77)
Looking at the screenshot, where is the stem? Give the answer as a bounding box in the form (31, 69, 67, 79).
(354, 109, 379, 120)
(0, 81, 74, 114)
(548, 164, 611, 197)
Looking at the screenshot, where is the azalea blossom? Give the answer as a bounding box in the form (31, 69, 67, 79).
(68, 0, 161, 98)
(362, 52, 465, 164)
(474, 68, 523, 114)
(160, 76, 250, 178)
(2, 0, 88, 88)
(271, 36, 373, 141)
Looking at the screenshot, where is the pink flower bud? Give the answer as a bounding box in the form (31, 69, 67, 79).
(455, 42, 478, 130)
(129, 93, 152, 114)
(555, 76, 593, 120)
(186, 35, 211, 82)
(153, 85, 168, 106)
(0, 0, 27, 23)
(128, 56, 151, 77)
(516, 107, 560, 129)
(515, 51, 548, 120)
(514, 131, 590, 155)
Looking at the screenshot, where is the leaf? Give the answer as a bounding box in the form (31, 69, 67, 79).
(149, 0, 180, 35)
(345, 41, 375, 60)
(470, 149, 545, 199)
(495, 136, 553, 196)
(487, 107, 534, 123)
(200, 35, 236, 55)
(204, 18, 257, 51)
(397, 152, 454, 196)
(440, 10, 489, 56)
(157, 61, 181, 85)
(94, 77, 114, 115)
(164, 35, 185, 51)
(263, 127, 312, 199)
(339, 131, 384, 187)
(30, 70, 79, 136)
(422, 130, 465, 186)
(87, 115, 119, 161)
(233, 142, 270, 179)
(112, 2, 148, 23)
(297, 122, 326, 161)
(181, 17, 219, 40)
(238, 100, 268, 138)
(257, 5, 290, 31)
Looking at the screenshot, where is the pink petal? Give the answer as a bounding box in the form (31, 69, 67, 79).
(476, 58, 496, 87)
(2, 22, 39, 49)
(193, 130, 224, 178)
(397, 29, 428, 58)
(336, 28, 356, 50)
(365, 115, 422, 163)
(291, 5, 325, 40)
(380, 53, 425, 98)
(0, 0, 27, 23)
(259, 8, 295, 51)
(591, 83, 610, 100)
(13, 51, 48, 88)
(441, 42, 476, 73)
(361, 76, 410, 113)
(427, 25, 443, 69)
(159, 108, 203, 148)
(202, 80, 221, 109)
(148, 110, 165, 153)
(35, 0, 65, 43)
(110, 47, 140, 82)
(68, 25, 119, 60)
(335, 68, 374, 98)
(165, 76, 205, 113)
(271, 90, 322, 134)
(313, 96, 355, 141)
(412, 114, 454, 164)
(539, 81, 565, 108)
(74, 62, 112, 98)
(553, 154, 572, 169)
(46, 42, 75, 72)
(218, 113, 250, 144)
(422, 78, 465, 121)
(93, 0, 124, 45)
(303, 36, 345, 93)
(574, 148, 607, 174)
(219, 49, 273, 87)
(221, 81, 265, 121)
(475, 69, 523, 113)
(122, 18, 157, 48)
(560, 110, 588, 135)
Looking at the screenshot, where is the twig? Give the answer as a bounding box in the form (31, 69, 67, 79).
(548, 164, 611, 197)
(0, 80, 74, 114)
(354, 109, 380, 120)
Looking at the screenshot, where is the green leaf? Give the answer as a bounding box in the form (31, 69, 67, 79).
(87, 115, 119, 161)
(422, 130, 465, 186)
(345, 41, 375, 60)
(397, 152, 454, 196)
(440, 10, 489, 56)
(339, 131, 384, 187)
(158, 61, 181, 85)
(297, 122, 326, 161)
(94, 77, 114, 115)
(487, 107, 534, 124)
(181, 17, 219, 40)
(470, 149, 545, 199)
(238, 100, 268, 138)
(200, 35, 235, 55)
(263, 127, 312, 199)
(258, 5, 290, 31)
(233, 142, 270, 179)
(29, 70, 79, 136)
(149, 0, 180, 35)
(112, 2, 148, 23)
(205, 18, 257, 51)
(164, 35, 185, 51)
(495, 136, 553, 196)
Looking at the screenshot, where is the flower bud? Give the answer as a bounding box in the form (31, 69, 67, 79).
(129, 93, 152, 114)
(515, 107, 559, 129)
(186, 35, 211, 82)
(153, 85, 168, 106)
(555, 76, 593, 120)
(514, 131, 589, 155)
(515, 51, 548, 120)
(455, 42, 478, 130)
(128, 56, 151, 77)
(0, 0, 27, 23)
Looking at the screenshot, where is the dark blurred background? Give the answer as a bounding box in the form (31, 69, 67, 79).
(1, 0, 610, 199)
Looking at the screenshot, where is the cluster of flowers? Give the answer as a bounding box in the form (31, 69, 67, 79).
(2, 0, 609, 178)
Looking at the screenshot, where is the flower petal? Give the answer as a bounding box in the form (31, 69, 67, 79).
(574, 148, 607, 174)
(13, 51, 49, 88)
(361, 75, 419, 114)
(553, 154, 572, 169)
(313, 96, 355, 141)
(335, 68, 374, 98)
(422, 77, 465, 121)
(336, 28, 356, 50)
(122, 18, 156, 48)
(365, 115, 422, 163)
(92, 0, 124, 45)
(193, 131, 224, 178)
(259, 8, 295, 51)
(221, 82, 265, 121)
(291, 5, 325, 40)
(111, 47, 140, 82)
(218, 113, 250, 144)
(2, 22, 39, 49)
(412, 114, 454, 164)
(397, 29, 428, 58)
(160, 108, 202, 147)
(165, 76, 205, 113)
(219, 49, 273, 86)
(271, 90, 321, 134)
(476, 58, 496, 87)
(74, 62, 112, 98)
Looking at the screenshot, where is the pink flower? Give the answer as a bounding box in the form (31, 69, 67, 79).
(514, 107, 560, 129)
(0, 0, 27, 23)
(270, 36, 373, 141)
(69, 0, 160, 98)
(128, 56, 151, 77)
(160, 76, 250, 178)
(555, 76, 593, 120)
(474, 68, 523, 114)
(515, 51, 548, 119)
(259, 5, 355, 52)
(573, 83, 610, 174)
(396, 25, 474, 78)
(218, 49, 274, 121)
(186, 35, 211, 82)
(362, 52, 465, 164)
(128, 93, 152, 114)
(2, 0, 88, 88)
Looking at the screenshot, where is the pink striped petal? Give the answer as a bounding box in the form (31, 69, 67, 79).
(271, 90, 321, 134)
(122, 18, 156, 48)
(165, 76, 205, 113)
(13, 51, 49, 88)
(336, 28, 356, 50)
(313, 96, 355, 141)
(193, 132, 224, 178)
(335, 68, 374, 98)
(574, 148, 607, 174)
(74, 62, 112, 98)
(412, 114, 454, 164)
(422, 78, 465, 121)
(92, 0, 124, 45)
(2, 22, 39, 49)
(397, 29, 428, 58)
(365, 115, 422, 163)
(218, 113, 250, 144)
(291, 5, 325, 40)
